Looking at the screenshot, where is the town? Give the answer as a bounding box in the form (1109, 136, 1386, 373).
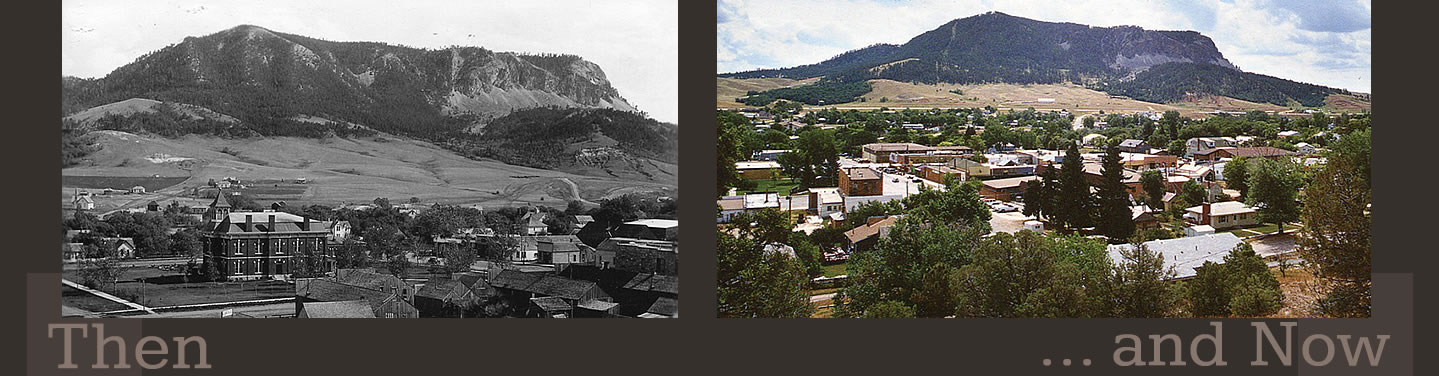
(60, 179, 679, 319)
(717, 103, 1370, 319)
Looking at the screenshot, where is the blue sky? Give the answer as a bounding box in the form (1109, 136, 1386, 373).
(718, 0, 1371, 93)
(63, 0, 678, 124)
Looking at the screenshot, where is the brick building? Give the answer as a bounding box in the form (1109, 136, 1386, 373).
(200, 192, 332, 281)
(838, 167, 883, 196)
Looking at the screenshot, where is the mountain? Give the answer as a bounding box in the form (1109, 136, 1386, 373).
(722, 12, 1353, 108)
(62, 25, 675, 191)
(64, 25, 636, 134)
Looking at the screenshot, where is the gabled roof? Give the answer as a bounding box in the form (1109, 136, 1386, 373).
(577, 300, 620, 312)
(415, 279, 465, 300)
(844, 216, 900, 244)
(334, 269, 407, 293)
(301, 300, 376, 318)
(530, 296, 572, 312)
(645, 296, 678, 317)
(622, 273, 679, 295)
(1119, 139, 1147, 147)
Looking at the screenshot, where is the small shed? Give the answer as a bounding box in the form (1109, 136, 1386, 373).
(1185, 225, 1216, 237)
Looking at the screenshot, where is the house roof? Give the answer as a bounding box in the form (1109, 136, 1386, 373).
(530, 296, 572, 312)
(491, 270, 599, 301)
(622, 273, 679, 295)
(982, 175, 1041, 190)
(1119, 139, 1146, 147)
(415, 279, 465, 300)
(577, 299, 620, 312)
(844, 216, 900, 244)
(1106, 233, 1244, 279)
(301, 300, 376, 318)
(645, 296, 678, 317)
(1081, 163, 1141, 183)
(334, 269, 407, 293)
(1185, 201, 1256, 216)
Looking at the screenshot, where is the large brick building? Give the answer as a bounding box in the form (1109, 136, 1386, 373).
(200, 193, 332, 281)
(838, 167, 883, 196)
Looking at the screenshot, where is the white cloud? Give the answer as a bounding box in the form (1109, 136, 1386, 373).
(717, 0, 1370, 93)
(62, 0, 678, 123)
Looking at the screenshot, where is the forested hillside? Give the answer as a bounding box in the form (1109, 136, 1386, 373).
(1102, 62, 1347, 107)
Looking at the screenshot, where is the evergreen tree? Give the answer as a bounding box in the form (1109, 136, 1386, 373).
(1054, 144, 1092, 230)
(1140, 169, 1166, 210)
(1111, 244, 1178, 317)
(1095, 145, 1136, 242)
(1299, 131, 1371, 317)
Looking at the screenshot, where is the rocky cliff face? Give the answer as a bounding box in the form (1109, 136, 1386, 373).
(66, 25, 636, 130)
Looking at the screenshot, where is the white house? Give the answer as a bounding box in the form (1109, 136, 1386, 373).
(1294, 142, 1316, 155)
(1184, 201, 1259, 230)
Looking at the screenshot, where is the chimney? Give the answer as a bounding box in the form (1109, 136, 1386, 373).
(268, 214, 276, 232)
(245, 215, 253, 231)
(299, 216, 310, 231)
(1201, 203, 1211, 225)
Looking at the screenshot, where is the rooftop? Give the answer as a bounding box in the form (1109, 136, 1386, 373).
(982, 175, 1041, 190)
(1186, 201, 1256, 216)
(846, 167, 882, 181)
(624, 219, 679, 229)
(1106, 233, 1244, 279)
(735, 161, 782, 170)
(863, 143, 932, 152)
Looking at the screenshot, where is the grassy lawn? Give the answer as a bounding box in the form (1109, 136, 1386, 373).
(822, 263, 848, 277)
(1226, 223, 1288, 237)
(736, 178, 802, 196)
(100, 279, 294, 308)
(62, 285, 131, 312)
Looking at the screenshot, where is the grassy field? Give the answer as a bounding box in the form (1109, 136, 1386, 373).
(105, 279, 294, 308)
(62, 175, 189, 191)
(62, 130, 675, 212)
(718, 78, 1321, 118)
(736, 178, 802, 196)
(822, 263, 848, 278)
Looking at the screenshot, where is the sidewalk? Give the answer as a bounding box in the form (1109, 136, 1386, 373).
(61, 279, 156, 314)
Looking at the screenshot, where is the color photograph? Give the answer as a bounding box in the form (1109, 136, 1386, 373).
(715, 0, 1370, 318)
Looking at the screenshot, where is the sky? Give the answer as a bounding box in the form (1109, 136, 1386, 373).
(62, 0, 679, 123)
(717, 0, 1371, 94)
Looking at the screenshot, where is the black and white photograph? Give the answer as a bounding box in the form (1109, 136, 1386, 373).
(59, 0, 679, 319)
